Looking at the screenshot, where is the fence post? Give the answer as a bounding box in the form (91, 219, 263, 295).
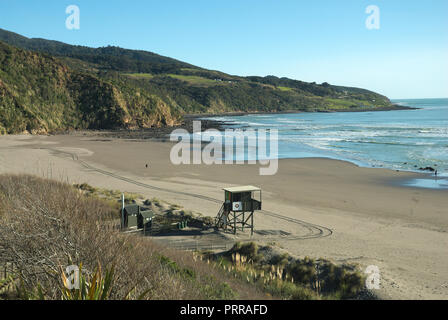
(121, 193, 125, 230)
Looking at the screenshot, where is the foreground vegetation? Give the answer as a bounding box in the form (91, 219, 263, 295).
(0, 28, 395, 135)
(0, 174, 265, 300)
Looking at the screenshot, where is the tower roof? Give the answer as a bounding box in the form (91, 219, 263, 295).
(223, 185, 261, 193)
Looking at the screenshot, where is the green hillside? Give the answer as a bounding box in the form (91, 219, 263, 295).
(0, 28, 396, 135)
(0, 41, 179, 134)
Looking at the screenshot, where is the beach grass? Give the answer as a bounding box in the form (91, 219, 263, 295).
(202, 242, 367, 300)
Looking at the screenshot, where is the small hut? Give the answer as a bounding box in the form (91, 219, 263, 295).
(215, 185, 262, 235)
(123, 204, 154, 230)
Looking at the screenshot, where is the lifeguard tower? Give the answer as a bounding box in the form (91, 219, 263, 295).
(215, 186, 262, 235)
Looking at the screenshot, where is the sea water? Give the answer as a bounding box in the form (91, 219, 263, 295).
(208, 98, 448, 189)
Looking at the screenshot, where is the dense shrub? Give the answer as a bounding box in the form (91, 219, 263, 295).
(230, 242, 262, 262)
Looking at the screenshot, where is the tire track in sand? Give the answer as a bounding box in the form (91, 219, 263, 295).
(47, 147, 333, 241)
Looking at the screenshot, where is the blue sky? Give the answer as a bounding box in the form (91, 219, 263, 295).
(0, 0, 447, 99)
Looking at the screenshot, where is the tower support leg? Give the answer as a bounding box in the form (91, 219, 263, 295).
(251, 211, 254, 236)
(234, 211, 237, 235)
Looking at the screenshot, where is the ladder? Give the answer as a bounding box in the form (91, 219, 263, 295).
(215, 203, 228, 229)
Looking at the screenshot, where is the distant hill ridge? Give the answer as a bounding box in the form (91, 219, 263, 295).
(0, 28, 394, 134)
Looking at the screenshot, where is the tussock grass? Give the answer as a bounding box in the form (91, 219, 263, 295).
(73, 183, 142, 205)
(207, 242, 367, 300)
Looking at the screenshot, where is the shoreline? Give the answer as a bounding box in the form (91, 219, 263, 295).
(46, 104, 443, 185)
(38, 134, 445, 187)
(276, 156, 447, 188)
(184, 104, 417, 119)
(0, 103, 416, 140)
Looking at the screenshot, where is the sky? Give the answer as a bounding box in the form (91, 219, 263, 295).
(0, 0, 447, 99)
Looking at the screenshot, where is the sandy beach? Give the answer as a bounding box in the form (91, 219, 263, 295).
(0, 133, 447, 300)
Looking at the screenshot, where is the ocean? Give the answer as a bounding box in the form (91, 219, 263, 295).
(207, 98, 448, 188)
